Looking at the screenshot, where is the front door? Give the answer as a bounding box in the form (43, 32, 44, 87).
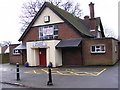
(39, 48, 46, 66)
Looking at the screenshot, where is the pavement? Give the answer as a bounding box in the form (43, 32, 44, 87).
(0, 62, 119, 89)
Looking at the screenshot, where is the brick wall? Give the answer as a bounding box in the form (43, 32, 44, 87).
(118, 42, 120, 60)
(89, 19, 97, 37)
(82, 38, 118, 65)
(9, 44, 23, 64)
(2, 46, 8, 54)
(58, 23, 82, 39)
(22, 27, 39, 43)
(22, 23, 82, 43)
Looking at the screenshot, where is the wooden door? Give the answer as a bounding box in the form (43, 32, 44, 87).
(62, 48, 82, 65)
(39, 48, 46, 66)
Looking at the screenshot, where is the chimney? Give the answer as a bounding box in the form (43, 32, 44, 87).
(84, 15, 89, 20)
(89, 2, 95, 18)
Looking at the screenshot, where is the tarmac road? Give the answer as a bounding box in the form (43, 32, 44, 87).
(0, 61, 119, 89)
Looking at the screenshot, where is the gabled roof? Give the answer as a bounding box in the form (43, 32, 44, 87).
(19, 2, 94, 41)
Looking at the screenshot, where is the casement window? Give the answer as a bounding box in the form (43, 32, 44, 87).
(39, 25, 58, 40)
(91, 44, 106, 54)
(44, 16, 50, 23)
(13, 49, 20, 55)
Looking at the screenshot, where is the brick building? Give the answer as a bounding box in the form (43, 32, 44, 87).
(118, 42, 120, 60)
(9, 2, 119, 66)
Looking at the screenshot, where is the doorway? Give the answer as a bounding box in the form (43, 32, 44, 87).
(39, 48, 46, 66)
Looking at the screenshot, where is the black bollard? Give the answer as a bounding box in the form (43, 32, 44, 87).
(47, 67, 53, 86)
(16, 63, 20, 81)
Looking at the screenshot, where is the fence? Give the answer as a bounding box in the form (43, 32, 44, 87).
(0, 53, 9, 63)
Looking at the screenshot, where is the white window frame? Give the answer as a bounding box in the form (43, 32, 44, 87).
(90, 44, 106, 54)
(39, 25, 58, 40)
(13, 49, 20, 55)
(44, 16, 50, 23)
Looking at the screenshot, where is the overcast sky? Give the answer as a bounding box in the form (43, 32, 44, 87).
(0, 0, 119, 44)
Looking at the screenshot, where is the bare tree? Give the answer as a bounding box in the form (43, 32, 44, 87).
(0, 41, 11, 47)
(20, 0, 82, 33)
(104, 27, 117, 38)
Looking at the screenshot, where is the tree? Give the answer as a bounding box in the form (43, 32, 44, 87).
(0, 41, 11, 47)
(20, 0, 82, 33)
(104, 26, 117, 39)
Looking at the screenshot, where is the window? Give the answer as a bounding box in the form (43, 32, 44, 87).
(115, 45, 117, 53)
(39, 25, 58, 40)
(13, 49, 20, 55)
(97, 31, 101, 38)
(91, 44, 105, 53)
(44, 16, 50, 23)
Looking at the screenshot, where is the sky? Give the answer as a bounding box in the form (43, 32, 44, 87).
(0, 0, 119, 44)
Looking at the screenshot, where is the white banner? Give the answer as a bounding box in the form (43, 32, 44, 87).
(43, 26, 53, 36)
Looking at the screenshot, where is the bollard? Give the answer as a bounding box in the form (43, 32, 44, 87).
(47, 67, 53, 86)
(16, 63, 20, 81)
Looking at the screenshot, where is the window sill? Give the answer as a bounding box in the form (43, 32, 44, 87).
(91, 51, 106, 54)
(13, 54, 20, 56)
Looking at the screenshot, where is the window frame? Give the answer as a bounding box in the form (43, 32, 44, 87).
(44, 16, 50, 23)
(115, 45, 117, 53)
(13, 49, 20, 55)
(90, 44, 106, 54)
(39, 25, 58, 40)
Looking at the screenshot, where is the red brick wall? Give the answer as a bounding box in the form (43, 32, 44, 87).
(118, 42, 120, 60)
(90, 19, 96, 30)
(82, 38, 118, 65)
(9, 44, 23, 64)
(89, 19, 97, 37)
(58, 23, 82, 39)
(22, 23, 82, 43)
(2, 46, 8, 53)
(22, 27, 39, 43)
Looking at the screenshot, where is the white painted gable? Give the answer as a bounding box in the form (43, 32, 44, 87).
(33, 7, 64, 26)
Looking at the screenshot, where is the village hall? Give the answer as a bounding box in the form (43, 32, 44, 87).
(9, 2, 119, 67)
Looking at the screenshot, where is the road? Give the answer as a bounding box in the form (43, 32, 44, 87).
(0, 61, 119, 89)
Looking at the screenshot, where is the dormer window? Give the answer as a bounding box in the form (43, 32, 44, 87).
(44, 16, 50, 23)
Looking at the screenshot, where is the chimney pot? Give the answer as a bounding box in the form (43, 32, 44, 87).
(84, 15, 89, 20)
(89, 2, 95, 18)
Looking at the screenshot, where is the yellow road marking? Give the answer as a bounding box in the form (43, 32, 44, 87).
(41, 69, 49, 74)
(24, 70, 41, 74)
(96, 68, 107, 76)
(24, 68, 107, 76)
(24, 70, 35, 74)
